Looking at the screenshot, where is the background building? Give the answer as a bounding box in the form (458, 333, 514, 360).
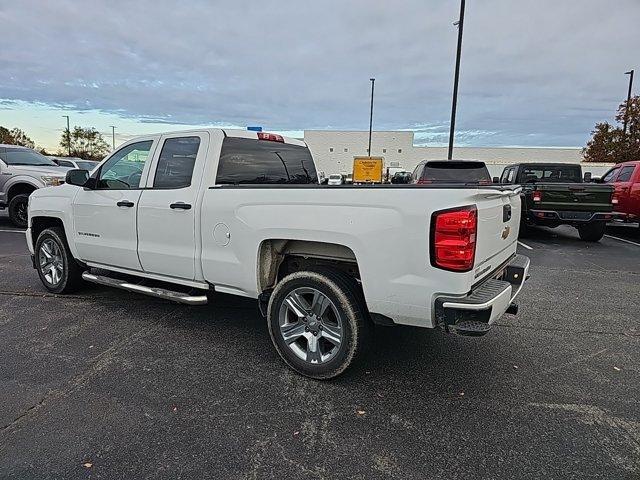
(303, 130, 614, 178)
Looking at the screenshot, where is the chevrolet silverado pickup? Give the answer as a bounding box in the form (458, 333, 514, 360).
(498, 163, 616, 241)
(26, 129, 530, 379)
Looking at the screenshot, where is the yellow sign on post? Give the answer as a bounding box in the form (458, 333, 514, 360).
(352, 157, 384, 183)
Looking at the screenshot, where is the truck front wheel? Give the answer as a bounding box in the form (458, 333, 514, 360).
(267, 269, 372, 380)
(8, 194, 30, 228)
(35, 227, 83, 293)
(577, 221, 606, 242)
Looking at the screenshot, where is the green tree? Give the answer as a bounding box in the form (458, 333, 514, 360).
(0, 126, 12, 144)
(9, 128, 35, 149)
(59, 126, 110, 160)
(583, 96, 640, 163)
(0, 126, 35, 148)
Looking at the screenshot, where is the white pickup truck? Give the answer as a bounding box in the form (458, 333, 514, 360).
(26, 129, 530, 379)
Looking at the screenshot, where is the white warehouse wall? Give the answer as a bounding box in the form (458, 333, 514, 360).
(303, 130, 615, 178)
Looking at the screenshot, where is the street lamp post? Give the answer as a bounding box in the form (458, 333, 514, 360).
(62, 115, 71, 156)
(623, 70, 634, 135)
(368, 78, 375, 157)
(447, 0, 466, 160)
(110, 125, 116, 150)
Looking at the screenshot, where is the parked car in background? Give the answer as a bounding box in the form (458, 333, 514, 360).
(327, 173, 343, 185)
(0, 145, 70, 227)
(410, 160, 492, 185)
(499, 163, 616, 242)
(26, 128, 529, 379)
(391, 171, 412, 184)
(51, 157, 100, 171)
(599, 160, 640, 231)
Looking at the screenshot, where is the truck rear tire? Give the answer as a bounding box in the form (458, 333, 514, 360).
(35, 227, 83, 293)
(8, 194, 29, 228)
(577, 221, 606, 242)
(267, 269, 372, 380)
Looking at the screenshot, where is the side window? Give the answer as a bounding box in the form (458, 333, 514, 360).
(500, 168, 512, 183)
(58, 160, 73, 167)
(153, 137, 200, 189)
(616, 166, 635, 182)
(507, 169, 515, 182)
(97, 141, 153, 189)
(601, 168, 619, 183)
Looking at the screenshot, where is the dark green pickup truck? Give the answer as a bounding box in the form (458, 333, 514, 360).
(497, 163, 616, 242)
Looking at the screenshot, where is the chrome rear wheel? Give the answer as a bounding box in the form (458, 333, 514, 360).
(278, 287, 344, 365)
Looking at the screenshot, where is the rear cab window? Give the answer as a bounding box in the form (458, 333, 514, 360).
(216, 137, 318, 185)
(519, 165, 581, 183)
(419, 161, 491, 184)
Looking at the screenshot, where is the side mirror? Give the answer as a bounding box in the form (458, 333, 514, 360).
(493, 176, 500, 184)
(583, 172, 592, 182)
(65, 169, 90, 187)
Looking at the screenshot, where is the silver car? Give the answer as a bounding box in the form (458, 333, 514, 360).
(0, 145, 70, 227)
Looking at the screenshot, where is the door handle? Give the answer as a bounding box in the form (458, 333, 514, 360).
(117, 200, 135, 207)
(170, 202, 192, 210)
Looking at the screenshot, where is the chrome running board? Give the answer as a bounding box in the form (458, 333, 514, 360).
(82, 272, 208, 305)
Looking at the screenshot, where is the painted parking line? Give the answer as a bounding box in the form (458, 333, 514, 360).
(604, 234, 640, 247)
(0, 229, 26, 234)
(517, 240, 533, 250)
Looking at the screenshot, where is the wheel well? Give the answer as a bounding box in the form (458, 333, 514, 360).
(31, 217, 64, 245)
(257, 240, 360, 293)
(8, 183, 37, 202)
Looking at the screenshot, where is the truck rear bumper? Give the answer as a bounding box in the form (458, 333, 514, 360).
(528, 210, 619, 224)
(434, 254, 530, 336)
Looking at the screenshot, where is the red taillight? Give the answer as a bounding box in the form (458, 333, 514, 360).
(257, 132, 284, 143)
(431, 206, 477, 272)
(532, 191, 542, 202)
(612, 194, 619, 205)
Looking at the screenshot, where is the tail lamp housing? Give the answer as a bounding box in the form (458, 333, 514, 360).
(532, 191, 542, 202)
(430, 205, 477, 272)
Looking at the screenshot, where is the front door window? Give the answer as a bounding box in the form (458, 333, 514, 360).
(97, 141, 153, 189)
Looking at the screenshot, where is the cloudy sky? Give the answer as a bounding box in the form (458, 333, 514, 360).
(1, 0, 638, 151)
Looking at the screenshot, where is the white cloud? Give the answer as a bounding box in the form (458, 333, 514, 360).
(0, 0, 638, 147)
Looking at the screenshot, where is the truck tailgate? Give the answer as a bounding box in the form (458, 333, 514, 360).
(472, 188, 522, 283)
(531, 184, 614, 212)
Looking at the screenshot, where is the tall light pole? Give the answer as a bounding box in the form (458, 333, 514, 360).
(368, 78, 375, 157)
(62, 115, 71, 156)
(447, 0, 465, 160)
(110, 125, 116, 150)
(623, 70, 634, 135)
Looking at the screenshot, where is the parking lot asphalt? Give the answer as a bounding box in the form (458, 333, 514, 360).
(1, 210, 639, 479)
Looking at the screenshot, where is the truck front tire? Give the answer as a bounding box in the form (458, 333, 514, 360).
(35, 227, 83, 294)
(267, 269, 372, 380)
(577, 221, 606, 242)
(8, 194, 30, 228)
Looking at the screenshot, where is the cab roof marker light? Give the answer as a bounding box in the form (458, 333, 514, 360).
(257, 132, 284, 143)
